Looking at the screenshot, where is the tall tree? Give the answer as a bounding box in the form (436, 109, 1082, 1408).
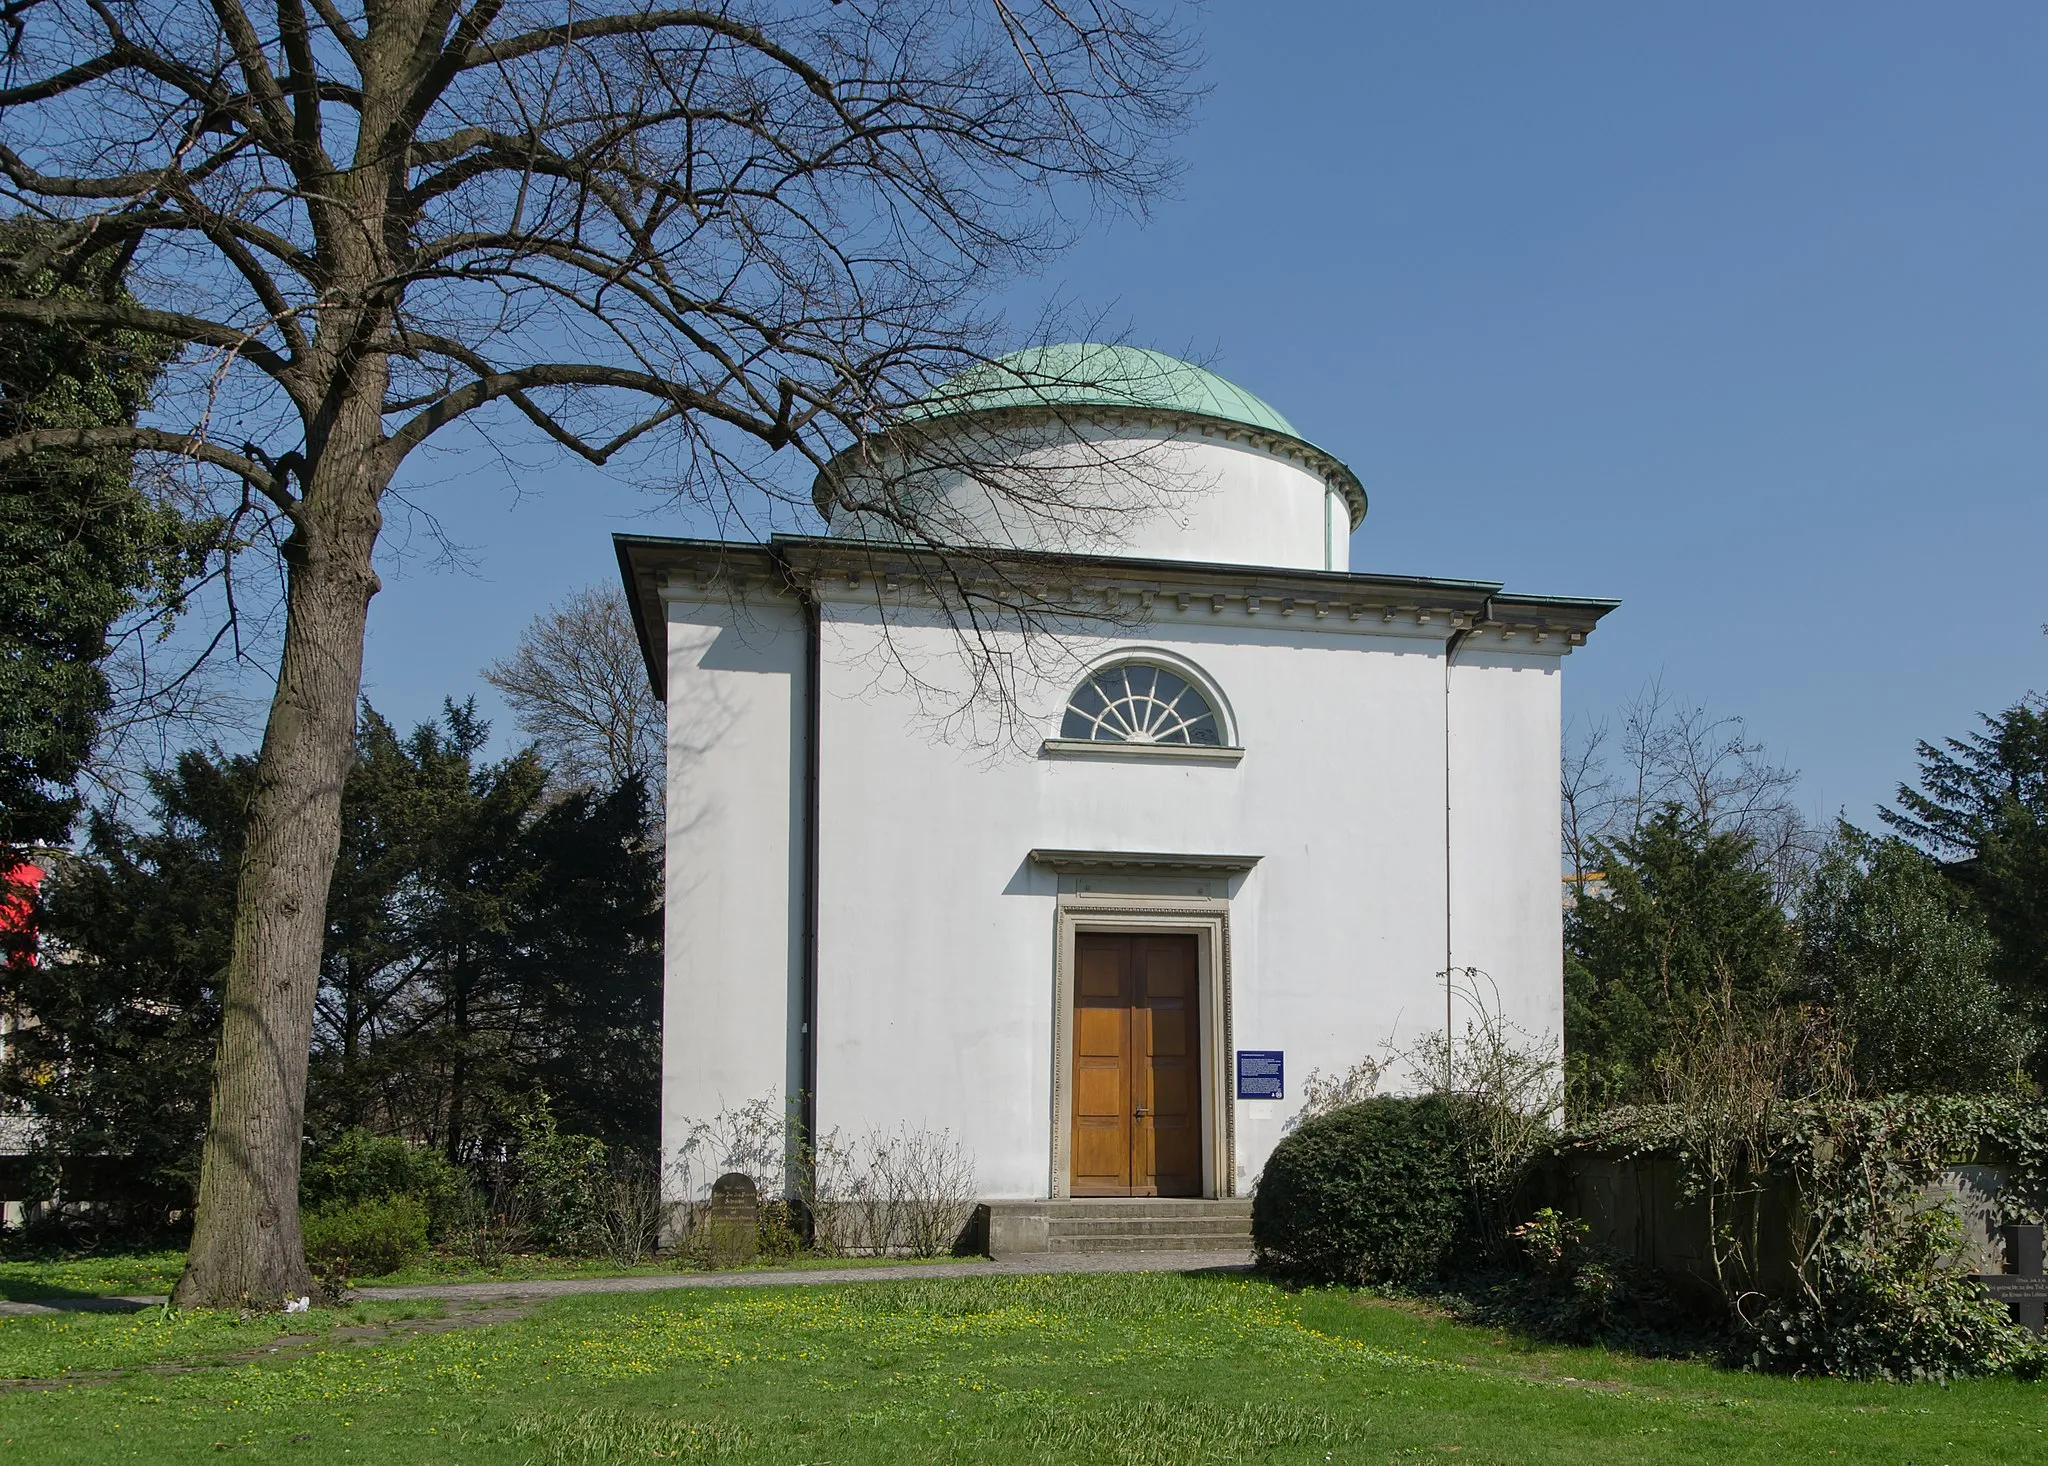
(0, 754, 244, 1206)
(1798, 823, 2029, 1095)
(1564, 807, 1795, 1110)
(0, 0, 1196, 1304)
(8, 702, 660, 1208)
(0, 223, 193, 850)
(1563, 679, 1814, 903)
(1882, 694, 2048, 1046)
(485, 586, 663, 797)
(309, 702, 660, 1159)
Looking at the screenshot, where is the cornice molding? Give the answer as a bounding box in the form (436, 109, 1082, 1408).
(614, 532, 1620, 695)
(1029, 848, 1263, 875)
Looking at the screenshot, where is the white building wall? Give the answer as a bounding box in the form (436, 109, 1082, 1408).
(659, 594, 807, 1197)
(1446, 646, 1568, 1054)
(805, 602, 1549, 1199)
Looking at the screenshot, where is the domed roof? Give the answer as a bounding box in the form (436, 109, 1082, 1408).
(815, 341, 1366, 535)
(903, 343, 1303, 440)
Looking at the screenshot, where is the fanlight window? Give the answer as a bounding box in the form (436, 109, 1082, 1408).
(1060, 663, 1223, 746)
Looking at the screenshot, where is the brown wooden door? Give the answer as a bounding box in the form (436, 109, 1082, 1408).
(1071, 933, 1202, 1197)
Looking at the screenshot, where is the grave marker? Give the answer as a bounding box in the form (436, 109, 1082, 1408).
(1972, 1222, 2046, 1333)
(704, 1172, 760, 1269)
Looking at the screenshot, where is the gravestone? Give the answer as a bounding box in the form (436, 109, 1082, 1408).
(704, 1172, 760, 1270)
(1972, 1222, 2046, 1334)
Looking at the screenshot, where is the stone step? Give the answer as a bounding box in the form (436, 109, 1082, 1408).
(1042, 1199, 1252, 1219)
(979, 1198, 1255, 1259)
(1046, 1232, 1255, 1253)
(1048, 1215, 1253, 1239)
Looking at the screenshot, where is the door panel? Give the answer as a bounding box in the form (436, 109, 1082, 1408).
(1135, 936, 1202, 1197)
(1071, 932, 1202, 1198)
(1071, 935, 1132, 1195)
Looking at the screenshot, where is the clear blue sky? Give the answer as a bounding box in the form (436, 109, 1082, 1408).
(361, 2, 2048, 830)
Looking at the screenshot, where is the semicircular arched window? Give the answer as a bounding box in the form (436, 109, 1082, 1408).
(1060, 663, 1224, 746)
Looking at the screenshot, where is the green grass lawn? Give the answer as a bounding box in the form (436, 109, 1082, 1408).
(0, 1250, 189, 1302)
(0, 1247, 969, 1301)
(1, 1271, 2041, 1463)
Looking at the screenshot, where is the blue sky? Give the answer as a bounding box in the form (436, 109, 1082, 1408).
(360, 3, 2048, 830)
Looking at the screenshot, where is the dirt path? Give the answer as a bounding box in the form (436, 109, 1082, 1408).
(0, 1249, 1254, 1317)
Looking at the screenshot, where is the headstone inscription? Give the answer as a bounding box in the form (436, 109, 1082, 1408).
(1973, 1222, 2047, 1334)
(705, 1172, 760, 1270)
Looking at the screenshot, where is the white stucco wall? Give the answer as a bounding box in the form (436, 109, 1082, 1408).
(1447, 647, 1568, 1056)
(659, 595, 807, 1195)
(827, 422, 1355, 572)
(658, 579, 1577, 1203)
(799, 601, 1568, 1198)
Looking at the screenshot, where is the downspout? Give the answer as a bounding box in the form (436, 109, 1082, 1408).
(798, 577, 822, 1174)
(771, 546, 822, 1206)
(1441, 596, 1494, 1050)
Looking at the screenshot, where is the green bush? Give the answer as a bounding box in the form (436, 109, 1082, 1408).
(301, 1195, 429, 1284)
(1747, 1205, 2033, 1382)
(512, 1093, 608, 1253)
(302, 1127, 464, 1234)
(1252, 1096, 1474, 1285)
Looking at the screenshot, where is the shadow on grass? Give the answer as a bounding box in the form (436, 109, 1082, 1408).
(0, 1290, 159, 1312)
(1247, 1260, 1726, 1363)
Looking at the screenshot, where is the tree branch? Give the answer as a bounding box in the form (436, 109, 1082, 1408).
(460, 7, 834, 104)
(0, 296, 296, 383)
(0, 425, 291, 511)
(386, 362, 791, 460)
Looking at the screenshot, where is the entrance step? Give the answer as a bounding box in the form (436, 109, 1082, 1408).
(979, 1198, 1254, 1259)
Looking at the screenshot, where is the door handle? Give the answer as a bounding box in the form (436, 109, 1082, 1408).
(1134, 1106, 1150, 1118)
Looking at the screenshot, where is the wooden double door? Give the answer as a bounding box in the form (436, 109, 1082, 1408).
(1071, 932, 1203, 1197)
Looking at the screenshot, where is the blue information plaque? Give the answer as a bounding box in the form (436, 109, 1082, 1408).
(1236, 1050, 1284, 1100)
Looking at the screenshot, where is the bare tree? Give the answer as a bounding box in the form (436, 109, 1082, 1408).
(1563, 677, 1816, 901)
(0, 0, 1197, 1306)
(486, 585, 661, 797)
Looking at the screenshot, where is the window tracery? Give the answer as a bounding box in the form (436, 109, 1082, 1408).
(1060, 662, 1224, 746)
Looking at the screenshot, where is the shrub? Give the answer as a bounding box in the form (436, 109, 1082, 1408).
(302, 1194, 429, 1285)
(1748, 1205, 2032, 1382)
(512, 1093, 608, 1252)
(302, 1128, 464, 1234)
(1252, 1096, 1474, 1285)
(806, 1123, 978, 1258)
(1462, 1207, 1703, 1352)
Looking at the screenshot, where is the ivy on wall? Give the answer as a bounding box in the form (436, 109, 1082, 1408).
(1560, 1097, 2048, 1380)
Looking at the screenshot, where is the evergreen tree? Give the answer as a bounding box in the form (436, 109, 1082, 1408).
(5, 704, 660, 1204)
(1565, 807, 1795, 1109)
(305, 702, 661, 1160)
(1882, 695, 2048, 1044)
(0, 754, 244, 1202)
(1798, 823, 2029, 1094)
(0, 224, 195, 848)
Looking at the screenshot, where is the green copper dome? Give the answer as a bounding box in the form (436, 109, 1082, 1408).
(818, 341, 1366, 530)
(903, 343, 1302, 440)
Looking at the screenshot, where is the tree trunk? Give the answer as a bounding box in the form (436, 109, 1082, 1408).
(173, 396, 388, 1309)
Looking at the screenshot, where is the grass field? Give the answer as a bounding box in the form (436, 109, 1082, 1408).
(1, 1270, 2041, 1463)
(0, 1248, 965, 1303)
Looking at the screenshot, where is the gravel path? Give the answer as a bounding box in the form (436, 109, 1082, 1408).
(0, 1249, 1254, 1315)
(354, 1249, 1255, 1304)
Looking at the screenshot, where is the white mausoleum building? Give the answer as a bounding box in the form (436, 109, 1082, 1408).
(618, 346, 1614, 1246)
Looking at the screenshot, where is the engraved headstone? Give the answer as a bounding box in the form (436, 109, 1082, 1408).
(704, 1172, 760, 1269)
(1973, 1222, 2047, 1333)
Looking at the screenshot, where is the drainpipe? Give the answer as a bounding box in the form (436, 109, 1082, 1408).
(799, 582, 822, 1172)
(775, 550, 823, 1206)
(1441, 596, 1494, 1050)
